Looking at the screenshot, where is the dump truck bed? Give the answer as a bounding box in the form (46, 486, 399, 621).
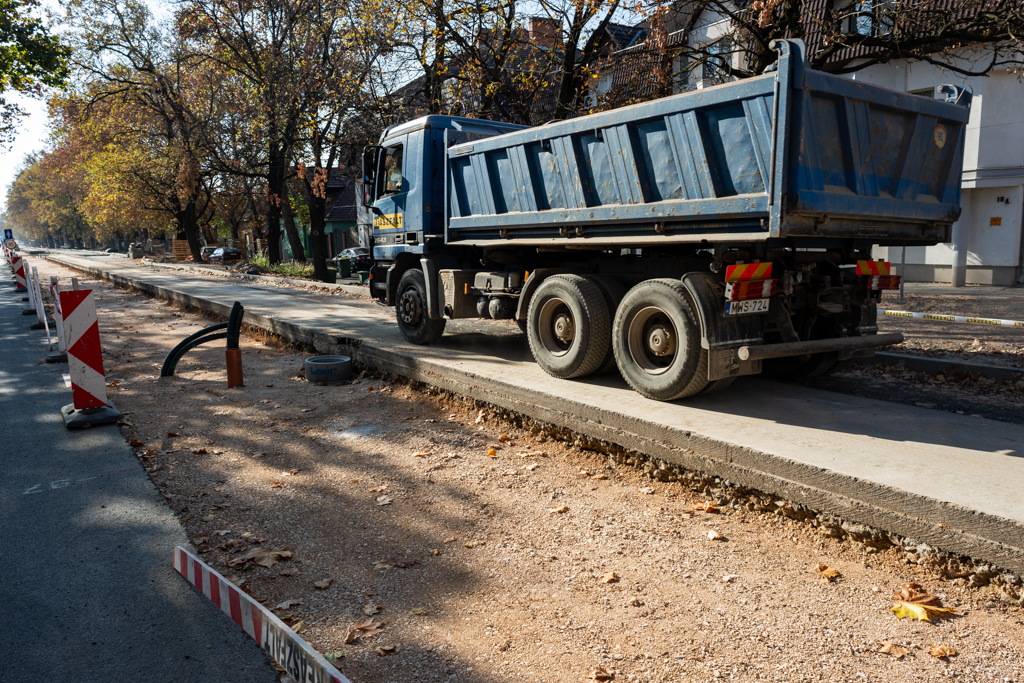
(444, 42, 969, 248)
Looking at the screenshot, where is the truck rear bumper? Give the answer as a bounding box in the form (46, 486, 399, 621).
(738, 332, 904, 362)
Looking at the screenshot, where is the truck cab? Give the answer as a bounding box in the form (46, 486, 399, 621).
(363, 115, 527, 301)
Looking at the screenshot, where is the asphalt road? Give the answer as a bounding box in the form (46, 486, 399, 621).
(0, 285, 278, 682)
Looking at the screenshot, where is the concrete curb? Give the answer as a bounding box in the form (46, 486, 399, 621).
(136, 258, 370, 297)
(861, 351, 1023, 382)
(44, 253, 1024, 574)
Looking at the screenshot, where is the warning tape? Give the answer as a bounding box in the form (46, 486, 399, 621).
(173, 547, 350, 683)
(879, 309, 1024, 328)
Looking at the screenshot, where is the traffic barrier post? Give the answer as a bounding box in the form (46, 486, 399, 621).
(29, 267, 48, 333)
(47, 276, 68, 363)
(59, 289, 122, 428)
(21, 259, 38, 315)
(12, 256, 27, 291)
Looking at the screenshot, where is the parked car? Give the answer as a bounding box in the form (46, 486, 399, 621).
(338, 247, 372, 271)
(209, 247, 242, 264)
(200, 246, 218, 262)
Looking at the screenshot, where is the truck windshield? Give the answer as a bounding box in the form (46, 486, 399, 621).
(382, 145, 403, 195)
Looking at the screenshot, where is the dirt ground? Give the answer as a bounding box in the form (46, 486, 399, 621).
(25, 259, 1024, 683)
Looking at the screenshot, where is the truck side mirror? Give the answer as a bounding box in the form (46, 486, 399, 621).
(362, 145, 382, 205)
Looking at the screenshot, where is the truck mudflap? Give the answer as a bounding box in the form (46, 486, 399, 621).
(737, 332, 903, 362)
(680, 273, 764, 381)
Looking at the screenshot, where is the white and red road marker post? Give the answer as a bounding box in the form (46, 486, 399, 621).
(12, 255, 27, 291)
(21, 259, 39, 316)
(59, 288, 123, 429)
(29, 267, 49, 335)
(173, 547, 351, 683)
(46, 276, 68, 363)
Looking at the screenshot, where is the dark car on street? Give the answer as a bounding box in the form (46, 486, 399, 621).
(338, 247, 372, 272)
(209, 247, 242, 264)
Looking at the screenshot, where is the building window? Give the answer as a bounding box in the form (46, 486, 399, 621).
(689, 37, 732, 90)
(837, 0, 894, 37)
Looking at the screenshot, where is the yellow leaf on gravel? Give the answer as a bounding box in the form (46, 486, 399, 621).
(891, 601, 954, 621)
(498, 434, 509, 442)
(486, 448, 497, 457)
(929, 645, 957, 658)
(409, 607, 430, 615)
(813, 564, 841, 581)
(601, 572, 620, 584)
(878, 642, 909, 659)
(549, 505, 569, 514)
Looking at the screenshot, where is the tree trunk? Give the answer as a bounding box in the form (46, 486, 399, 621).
(282, 185, 307, 261)
(305, 185, 329, 281)
(266, 143, 286, 264)
(177, 200, 204, 262)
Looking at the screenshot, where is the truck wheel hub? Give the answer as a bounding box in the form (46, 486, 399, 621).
(399, 289, 422, 325)
(553, 314, 574, 342)
(647, 325, 675, 356)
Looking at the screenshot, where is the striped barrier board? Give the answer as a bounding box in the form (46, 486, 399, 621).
(13, 256, 27, 290)
(725, 263, 772, 282)
(857, 260, 891, 275)
(173, 547, 350, 683)
(879, 309, 1024, 328)
(60, 290, 109, 409)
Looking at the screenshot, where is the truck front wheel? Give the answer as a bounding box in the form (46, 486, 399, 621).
(396, 269, 446, 345)
(527, 274, 610, 379)
(612, 279, 709, 401)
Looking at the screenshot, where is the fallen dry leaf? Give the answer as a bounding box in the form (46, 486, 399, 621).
(130, 439, 145, 447)
(526, 463, 540, 471)
(314, 578, 333, 590)
(498, 434, 509, 442)
(363, 604, 381, 615)
(549, 505, 569, 514)
(374, 561, 394, 570)
(591, 473, 608, 480)
(428, 549, 440, 556)
(344, 619, 384, 643)
(878, 642, 909, 659)
(601, 572, 620, 584)
(692, 501, 719, 513)
(269, 481, 284, 489)
(292, 621, 307, 634)
(929, 645, 957, 658)
(590, 665, 615, 681)
(464, 540, 482, 548)
(212, 487, 225, 493)
(443, 537, 457, 543)
(375, 495, 393, 506)
(287, 468, 300, 475)
(413, 451, 430, 458)
(274, 599, 304, 610)
(813, 563, 841, 582)
(166, 431, 178, 437)
(486, 448, 497, 457)
(891, 583, 954, 621)
(238, 546, 292, 568)
(409, 607, 430, 616)
(374, 645, 397, 656)
(707, 530, 724, 541)
(278, 567, 301, 577)
(201, 514, 216, 522)
(191, 448, 208, 455)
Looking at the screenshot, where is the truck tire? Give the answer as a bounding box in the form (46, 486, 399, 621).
(396, 269, 446, 345)
(527, 274, 610, 379)
(612, 279, 710, 401)
(585, 275, 626, 375)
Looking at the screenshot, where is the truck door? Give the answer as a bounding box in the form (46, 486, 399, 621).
(372, 135, 408, 261)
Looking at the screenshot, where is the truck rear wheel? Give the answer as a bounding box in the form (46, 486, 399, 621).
(396, 269, 446, 345)
(585, 275, 626, 375)
(612, 279, 709, 401)
(527, 274, 610, 379)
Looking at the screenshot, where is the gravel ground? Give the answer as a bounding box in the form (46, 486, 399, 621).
(29, 259, 1024, 683)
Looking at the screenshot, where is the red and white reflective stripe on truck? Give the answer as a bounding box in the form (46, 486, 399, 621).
(856, 260, 891, 275)
(725, 263, 772, 282)
(725, 279, 777, 301)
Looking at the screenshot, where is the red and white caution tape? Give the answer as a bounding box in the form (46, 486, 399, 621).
(880, 309, 1024, 328)
(60, 289, 109, 410)
(173, 547, 350, 683)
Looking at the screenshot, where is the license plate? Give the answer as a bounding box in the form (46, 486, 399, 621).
(725, 298, 770, 316)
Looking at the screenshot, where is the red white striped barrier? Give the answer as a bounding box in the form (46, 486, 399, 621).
(58, 289, 122, 428)
(172, 547, 350, 683)
(13, 256, 27, 290)
(50, 276, 67, 354)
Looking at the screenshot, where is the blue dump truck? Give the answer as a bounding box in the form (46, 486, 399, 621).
(362, 40, 971, 401)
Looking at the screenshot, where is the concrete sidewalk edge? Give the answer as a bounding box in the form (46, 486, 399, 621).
(46, 254, 1024, 575)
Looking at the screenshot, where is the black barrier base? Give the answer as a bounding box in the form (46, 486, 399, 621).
(29, 322, 44, 330)
(61, 402, 123, 429)
(21, 297, 28, 301)
(22, 309, 35, 315)
(46, 353, 68, 364)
